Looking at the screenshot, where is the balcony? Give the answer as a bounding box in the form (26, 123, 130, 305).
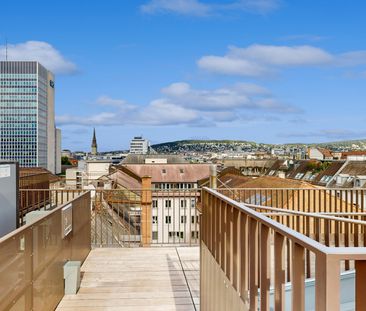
(1, 187, 366, 310)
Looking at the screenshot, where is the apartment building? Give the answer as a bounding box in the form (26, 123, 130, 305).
(102, 163, 211, 244)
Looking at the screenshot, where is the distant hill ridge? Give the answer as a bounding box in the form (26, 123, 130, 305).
(152, 139, 258, 147)
(151, 139, 366, 153)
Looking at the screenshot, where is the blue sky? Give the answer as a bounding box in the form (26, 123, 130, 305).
(1, 0, 366, 151)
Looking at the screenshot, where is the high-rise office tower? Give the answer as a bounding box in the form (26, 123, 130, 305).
(0, 61, 61, 174)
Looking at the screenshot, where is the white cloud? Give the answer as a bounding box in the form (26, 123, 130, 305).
(338, 51, 366, 66)
(198, 44, 366, 77)
(197, 55, 268, 76)
(56, 82, 298, 128)
(0, 41, 76, 74)
(96, 96, 128, 107)
(141, 0, 279, 16)
(229, 45, 333, 66)
(137, 99, 200, 125)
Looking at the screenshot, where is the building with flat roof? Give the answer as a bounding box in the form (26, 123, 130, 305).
(129, 136, 149, 154)
(0, 61, 61, 173)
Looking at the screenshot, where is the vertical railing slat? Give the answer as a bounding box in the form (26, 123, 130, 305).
(291, 242, 305, 311)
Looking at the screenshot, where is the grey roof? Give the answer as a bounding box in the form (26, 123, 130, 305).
(122, 154, 188, 164)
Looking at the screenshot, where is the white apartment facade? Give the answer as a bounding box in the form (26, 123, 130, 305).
(151, 188, 200, 244)
(121, 163, 211, 244)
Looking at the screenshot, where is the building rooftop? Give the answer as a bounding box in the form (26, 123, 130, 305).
(240, 175, 316, 188)
(122, 164, 210, 183)
(122, 154, 188, 164)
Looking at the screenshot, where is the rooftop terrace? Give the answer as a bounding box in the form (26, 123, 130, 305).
(56, 247, 199, 311)
(2, 186, 366, 310)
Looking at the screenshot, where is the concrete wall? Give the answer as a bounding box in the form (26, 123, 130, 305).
(55, 128, 62, 174)
(0, 162, 18, 237)
(47, 71, 56, 174)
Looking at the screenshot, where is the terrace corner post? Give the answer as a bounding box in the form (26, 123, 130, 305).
(141, 176, 152, 246)
(209, 165, 217, 190)
(315, 253, 340, 311)
(355, 260, 366, 311)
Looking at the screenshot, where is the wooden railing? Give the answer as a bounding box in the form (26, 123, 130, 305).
(19, 189, 85, 225)
(201, 187, 366, 311)
(19, 188, 201, 247)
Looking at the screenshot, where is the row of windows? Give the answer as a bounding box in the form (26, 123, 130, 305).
(0, 154, 38, 158)
(0, 81, 37, 86)
(1, 116, 37, 121)
(0, 109, 37, 114)
(162, 215, 199, 224)
(0, 88, 37, 93)
(0, 99, 38, 103)
(0, 74, 37, 78)
(0, 122, 37, 131)
(153, 183, 196, 190)
(152, 199, 196, 208)
(151, 231, 199, 240)
(0, 139, 36, 144)
(1, 145, 37, 149)
(1, 132, 37, 137)
(0, 103, 38, 107)
(0, 95, 37, 100)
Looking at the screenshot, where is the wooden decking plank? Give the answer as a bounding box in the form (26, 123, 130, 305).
(56, 247, 199, 311)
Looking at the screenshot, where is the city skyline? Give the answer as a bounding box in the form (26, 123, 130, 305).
(1, 1, 366, 151)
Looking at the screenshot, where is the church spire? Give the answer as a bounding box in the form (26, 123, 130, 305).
(91, 128, 98, 155)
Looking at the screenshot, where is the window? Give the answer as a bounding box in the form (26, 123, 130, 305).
(191, 199, 196, 208)
(152, 216, 158, 224)
(165, 200, 171, 208)
(162, 169, 167, 174)
(246, 194, 271, 205)
(152, 232, 158, 240)
(180, 168, 184, 173)
(152, 200, 158, 208)
(165, 216, 171, 224)
(180, 199, 187, 208)
(169, 232, 184, 239)
(191, 215, 199, 224)
(320, 175, 332, 183)
(181, 216, 187, 223)
(191, 231, 199, 239)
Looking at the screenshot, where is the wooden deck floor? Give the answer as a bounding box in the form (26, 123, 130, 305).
(56, 247, 200, 311)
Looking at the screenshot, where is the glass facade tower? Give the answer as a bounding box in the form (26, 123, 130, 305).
(0, 61, 59, 172)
